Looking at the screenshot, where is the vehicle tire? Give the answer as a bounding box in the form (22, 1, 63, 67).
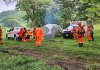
(69, 33, 73, 38)
(14, 35, 17, 40)
(6, 34, 10, 40)
(62, 33, 67, 39)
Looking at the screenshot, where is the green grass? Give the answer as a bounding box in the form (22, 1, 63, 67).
(0, 55, 64, 70)
(0, 24, 100, 70)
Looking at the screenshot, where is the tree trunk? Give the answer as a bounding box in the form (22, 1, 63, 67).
(32, 21, 36, 28)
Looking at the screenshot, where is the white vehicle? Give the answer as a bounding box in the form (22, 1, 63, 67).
(6, 27, 23, 40)
(62, 21, 87, 38)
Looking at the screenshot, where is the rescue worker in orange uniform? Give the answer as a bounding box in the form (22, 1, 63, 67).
(86, 25, 92, 42)
(71, 26, 77, 40)
(77, 23, 85, 47)
(0, 26, 2, 44)
(19, 27, 26, 42)
(25, 30, 31, 42)
(33, 27, 37, 39)
(35, 25, 44, 47)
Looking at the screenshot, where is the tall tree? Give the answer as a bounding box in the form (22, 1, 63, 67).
(3, 0, 53, 27)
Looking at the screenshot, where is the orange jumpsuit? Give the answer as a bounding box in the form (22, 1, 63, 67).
(86, 26, 92, 42)
(77, 27, 85, 47)
(0, 28, 2, 44)
(72, 28, 77, 40)
(19, 28, 25, 42)
(33, 27, 37, 38)
(36, 28, 44, 47)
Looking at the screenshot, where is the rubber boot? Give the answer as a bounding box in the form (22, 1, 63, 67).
(79, 43, 81, 47)
(80, 43, 81, 47)
(81, 43, 83, 47)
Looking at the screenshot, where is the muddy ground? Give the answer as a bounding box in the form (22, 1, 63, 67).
(0, 47, 100, 70)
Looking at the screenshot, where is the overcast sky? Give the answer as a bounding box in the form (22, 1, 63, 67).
(0, 0, 17, 13)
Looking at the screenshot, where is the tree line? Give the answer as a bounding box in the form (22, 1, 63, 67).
(3, 0, 100, 27)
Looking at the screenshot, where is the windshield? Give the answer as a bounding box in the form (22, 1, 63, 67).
(72, 25, 78, 28)
(14, 27, 21, 31)
(66, 25, 79, 31)
(66, 26, 73, 30)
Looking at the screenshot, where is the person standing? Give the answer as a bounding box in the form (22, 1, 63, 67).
(86, 25, 92, 42)
(77, 23, 85, 47)
(35, 25, 44, 47)
(0, 26, 2, 44)
(19, 27, 26, 42)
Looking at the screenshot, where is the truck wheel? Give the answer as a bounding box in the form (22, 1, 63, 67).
(6, 34, 10, 40)
(62, 33, 66, 39)
(14, 35, 17, 40)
